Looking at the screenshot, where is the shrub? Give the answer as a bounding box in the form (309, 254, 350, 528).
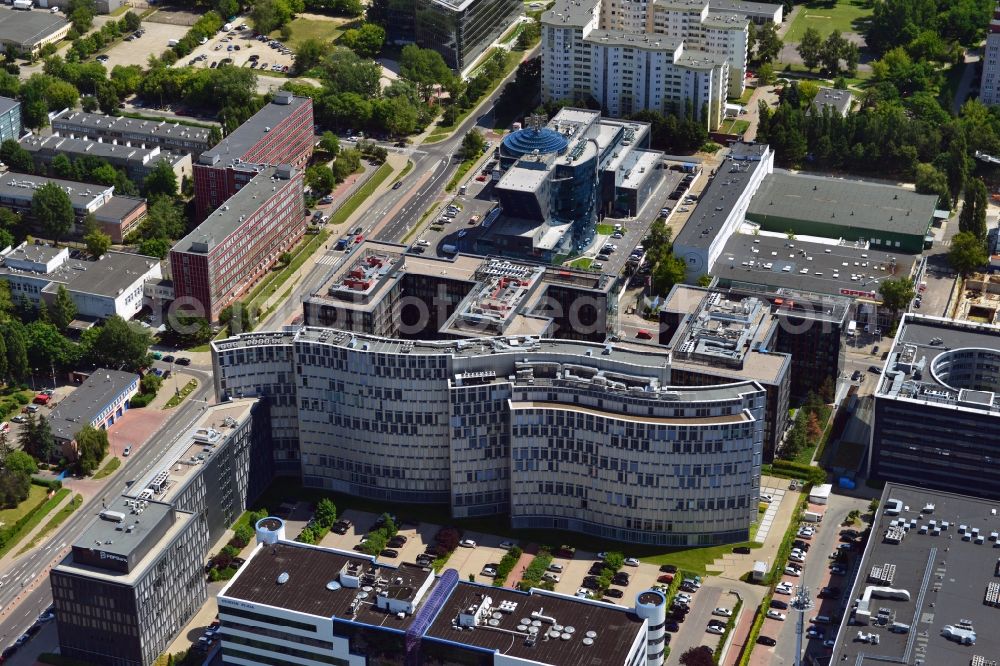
(493, 546, 522, 586)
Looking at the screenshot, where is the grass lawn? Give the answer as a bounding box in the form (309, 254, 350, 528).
(719, 118, 751, 135)
(165, 380, 198, 409)
(0, 487, 68, 559)
(0, 485, 48, 528)
(784, 0, 873, 42)
(269, 16, 348, 48)
(329, 162, 394, 225)
(93, 457, 121, 480)
(568, 257, 593, 269)
(18, 494, 82, 556)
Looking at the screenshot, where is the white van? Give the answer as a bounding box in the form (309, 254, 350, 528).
(167, 39, 179, 47)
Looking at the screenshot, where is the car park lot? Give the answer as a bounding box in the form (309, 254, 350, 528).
(173, 25, 296, 72)
(754, 492, 870, 666)
(95, 21, 190, 69)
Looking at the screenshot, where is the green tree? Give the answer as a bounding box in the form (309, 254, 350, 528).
(340, 23, 385, 58)
(250, 0, 296, 34)
(399, 44, 452, 100)
(754, 22, 782, 64)
(798, 27, 823, 70)
(651, 254, 687, 294)
(122, 10, 141, 32)
(140, 371, 162, 396)
(142, 196, 187, 240)
(959, 178, 989, 246)
(0, 468, 30, 508)
(51, 285, 77, 331)
(74, 424, 109, 475)
(138, 237, 171, 259)
(915, 163, 951, 209)
(314, 498, 337, 528)
(31, 182, 75, 242)
(1, 321, 29, 383)
(4, 450, 38, 477)
(460, 129, 487, 160)
(81, 315, 152, 372)
(305, 165, 336, 194)
(293, 38, 325, 74)
(84, 226, 112, 259)
(50, 153, 77, 180)
(757, 62, 775, 85)
(233, 522, 255, 547)
(679, 646, 715, 666)
(219, 301, 254, 334)
(143, 159, 179, 199)
(0, 139, 34, 174)
(19, 414, 55, 462)
(949, 231, 989, 276)
(603, 552, 625, 571)
(319, 131, 340, 156)
(331, 148, 361, 182)
(878, 277, 915, 318)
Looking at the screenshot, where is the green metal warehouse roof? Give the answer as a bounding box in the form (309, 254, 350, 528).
(747, 171, 938, 238)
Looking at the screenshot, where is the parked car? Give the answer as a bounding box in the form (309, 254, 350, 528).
(766, 610, 787, 621)
(380, 549, 399, 558)
(757, 635, 777, 646)
(176, 357, 192, 366)
(482, 565, 497, 577)
(604, 588, 624, 599)
(543, 572, 560, 583)
(659, 564, 678, 574)
(713, 607, 733, 617)
(547, 563, 563, 573)
(770, 600, 788, 610)
(459, 539, 476, 548)
(706, 624, 725, 635)
(784, 566, 802, 577)
(122, 445, 132, 457)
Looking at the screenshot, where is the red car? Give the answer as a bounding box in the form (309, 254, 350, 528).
(636, 329, 652, 340)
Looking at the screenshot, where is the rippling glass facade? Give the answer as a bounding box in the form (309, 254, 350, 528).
(413, 0, 523, 71)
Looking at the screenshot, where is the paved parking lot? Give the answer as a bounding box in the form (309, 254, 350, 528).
(99, 21, 189, 69)
(174, 24, 295, 73)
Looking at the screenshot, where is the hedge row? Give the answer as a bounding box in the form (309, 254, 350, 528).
(763, 460, 827, 485)
(493, 546, 522, 587)
(31, 477, 62, 491)
(714, 597, 744, 664)
(517, 548, 553, 591)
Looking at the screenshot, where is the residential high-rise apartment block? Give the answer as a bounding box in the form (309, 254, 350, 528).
(214, 328, 765, 546)
(982, 4, 1000, 105)
(51, 399, 272, 666)
(541, 0, 780, 125)
(193, 92, 313, 218)
(170, 165, 304, 321)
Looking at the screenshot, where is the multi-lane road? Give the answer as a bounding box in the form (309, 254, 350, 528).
(0, 368, 214, 651)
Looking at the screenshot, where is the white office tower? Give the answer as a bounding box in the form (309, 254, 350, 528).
(635, 589, 668, 665)
(983, 4, 1000, 105)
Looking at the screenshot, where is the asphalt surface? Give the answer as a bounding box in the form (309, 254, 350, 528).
(0, 369, 214, 654)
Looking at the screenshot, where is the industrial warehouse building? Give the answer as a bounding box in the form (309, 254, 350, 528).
(746, 171, 939, 254)
(0, 6, 71, 55)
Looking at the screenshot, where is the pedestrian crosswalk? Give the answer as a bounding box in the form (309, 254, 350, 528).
(316, 253, 341, 266)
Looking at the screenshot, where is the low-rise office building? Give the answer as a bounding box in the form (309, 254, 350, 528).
(672, 142, 773, 280)
(304, 240, 615, 341)
(487, 108, 664, 260)
(218, 522, 665, 666)
(746, 170, 938, 254)
(20, 133, 192, 184)
(828, 483, 1000, 664)
(214, 328, 764, 546)
(0, 242, 161, 321)
(0, 172, 147, 242)
(47, 369, 139, 455)
(811, 87, 853, 117)
(0, 95, 20, 143)
(0, 6, 71, 55)
(51, 398, 272, 666)
(170, 164, 303, 321)
(870, 314, 1000, 500)
(193, 92, 313, 217)
(50, 110, 213, 156)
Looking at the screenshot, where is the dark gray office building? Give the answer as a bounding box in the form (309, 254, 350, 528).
(51, 497, 207, 666)
(50, 399, 272, 666)
(871, 314, 1000, 499)
(388, 0, 522, 71)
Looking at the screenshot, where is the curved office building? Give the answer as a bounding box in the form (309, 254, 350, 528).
(213, 328, 765, 545)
